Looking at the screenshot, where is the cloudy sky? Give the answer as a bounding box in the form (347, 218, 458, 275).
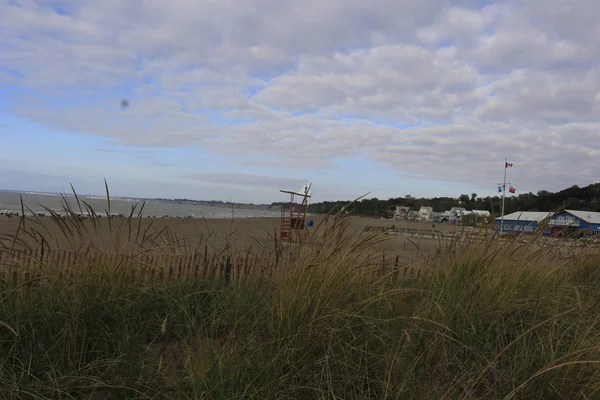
(0, 0, 599, 203)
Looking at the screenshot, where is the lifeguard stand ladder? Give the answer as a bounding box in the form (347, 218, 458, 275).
(279, 185, 311, 242)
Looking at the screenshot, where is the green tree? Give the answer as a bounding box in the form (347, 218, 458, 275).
(306, 182, 600, 217)
(459, 194, 470, 204)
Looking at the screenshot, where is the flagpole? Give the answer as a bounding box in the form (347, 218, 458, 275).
(500, 158, 507, 233)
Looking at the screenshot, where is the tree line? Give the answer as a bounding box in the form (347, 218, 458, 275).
(302, 183, 600, 218)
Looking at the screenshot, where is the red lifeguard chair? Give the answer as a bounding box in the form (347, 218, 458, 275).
(279, 183, 311, 241)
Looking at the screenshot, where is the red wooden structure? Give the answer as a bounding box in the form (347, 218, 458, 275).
(279, 184, 311, 241)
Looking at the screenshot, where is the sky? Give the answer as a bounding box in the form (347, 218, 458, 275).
(1, 0, 599, 204)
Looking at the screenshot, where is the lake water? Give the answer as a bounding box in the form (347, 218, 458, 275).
(0, 192, 282, 219)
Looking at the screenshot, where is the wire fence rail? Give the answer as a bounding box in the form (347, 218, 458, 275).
(364, 226, 486, 240)
(364, 225, 600, 247)
(0, 248, 430, 286)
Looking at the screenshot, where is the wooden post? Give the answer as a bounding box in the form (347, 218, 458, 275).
(177, 255, 183, 279)
(243, 254, 250, 281)
(210, 254, 217, 277)
(216, 255, 224, 278)
(236, 256, 242, 283)
(224, 256, 231, 285)
(56, 250, 64, 269)
(68, 251, 75, 270)
(186, 254, 193, 280)
(204, 245, 208, 273)
(129, 256, 136, 281)
(12, 249, 20, 285)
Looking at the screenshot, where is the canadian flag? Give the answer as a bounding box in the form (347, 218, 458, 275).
(505, 162, 513, 168)
(509, 186, 516, 194)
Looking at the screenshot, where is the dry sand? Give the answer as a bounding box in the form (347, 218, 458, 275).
(0, 214, 454, 256)
(3, 214, 575, 271)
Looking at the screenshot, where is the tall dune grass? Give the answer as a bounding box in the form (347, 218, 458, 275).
(0, 189, 599, 399)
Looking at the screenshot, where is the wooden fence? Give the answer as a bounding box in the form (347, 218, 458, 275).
(364, 226, 487, 240)
(0, 248, 430, 286)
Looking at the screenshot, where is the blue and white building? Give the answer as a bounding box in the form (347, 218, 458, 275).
(496, 209, 600, 237)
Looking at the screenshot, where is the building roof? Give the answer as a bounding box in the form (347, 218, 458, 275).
(564, 209, 600, 224)
(496, 211, 553, 222)
(420, 206, 433, 212)
(471, 209, 491, 216)
(497, 209, 600, 224)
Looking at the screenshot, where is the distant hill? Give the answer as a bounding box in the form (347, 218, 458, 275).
(306, 183, 600, 217)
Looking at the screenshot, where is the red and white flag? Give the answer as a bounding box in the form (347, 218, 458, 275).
(509, 186, 516, 194)
(505, 162, 513, 168)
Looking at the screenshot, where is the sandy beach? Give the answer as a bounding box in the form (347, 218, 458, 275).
(0, 214, 458, 257)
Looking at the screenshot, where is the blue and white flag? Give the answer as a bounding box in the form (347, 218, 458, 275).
(498, 186, 502, 193)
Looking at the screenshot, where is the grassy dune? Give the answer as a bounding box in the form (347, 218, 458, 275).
(0, 194, 599, 399)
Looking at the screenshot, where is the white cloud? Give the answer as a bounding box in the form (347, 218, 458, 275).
(1, 0, 600, 197)
(186, 172, 307, 190)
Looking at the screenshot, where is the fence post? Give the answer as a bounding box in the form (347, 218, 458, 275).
(187, 253, 194, 279)
(11, 249, 20, 285)
(217, 255, 224, 278)
(149, 255, 155, 282)
(224, 256, 231, 285)
(129, 256, 136, 281)
(194, 251, 200, 278)
(236, 256, 242, 283)
(203, 246, 208, 275)
(177, 255, 183, 279)
(210, 254, 217, 277)
(168, 256, 174, 279)
(243, 254, 250, 281)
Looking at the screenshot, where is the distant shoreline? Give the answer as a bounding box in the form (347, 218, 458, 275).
(0, 189, 281, 212)
(0, 213, 282, 221)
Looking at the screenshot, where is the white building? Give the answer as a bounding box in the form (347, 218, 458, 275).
(471, 210, 491, 217)
(419, 206, 434, 221)
(449, 207, 468, 222)
(440, 211, 452, 221)
(394, 206, 411, 220)
(407, 209, 419, 220)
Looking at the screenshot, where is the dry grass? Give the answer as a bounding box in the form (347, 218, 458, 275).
(0, 189, 599, 399)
